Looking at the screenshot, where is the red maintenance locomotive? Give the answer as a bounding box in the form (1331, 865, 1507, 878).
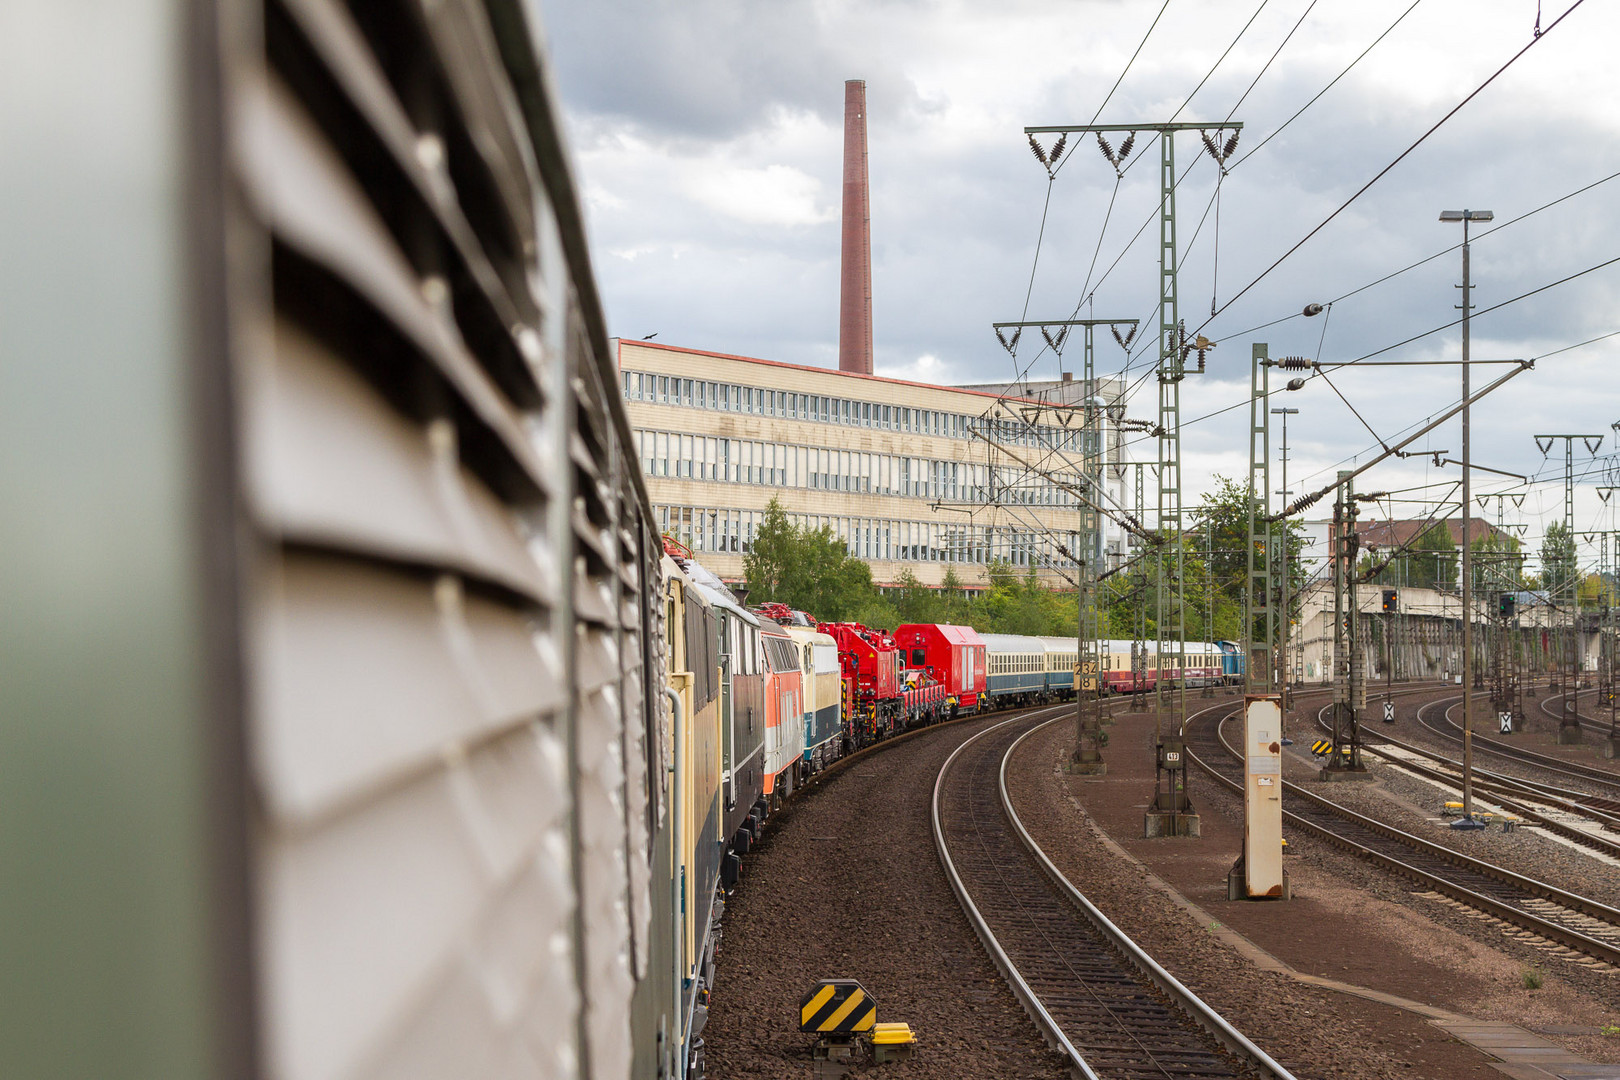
(896, 623, 988, 715)
(805, 621, 957, 747)
(741, 609, 989, 751)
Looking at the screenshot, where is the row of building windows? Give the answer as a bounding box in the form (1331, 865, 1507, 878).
(622, 368, 1096, 452)
(655, 504, 1084, 568)
(634, 429, 1098, 508)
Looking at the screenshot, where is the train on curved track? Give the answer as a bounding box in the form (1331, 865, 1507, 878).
(661, 550, 1248, 1076)
(9, 6, 1251, 1080)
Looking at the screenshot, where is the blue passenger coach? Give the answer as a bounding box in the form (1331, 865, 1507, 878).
(981, 634, 1049, 703)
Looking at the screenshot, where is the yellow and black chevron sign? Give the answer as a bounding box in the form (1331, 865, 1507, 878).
(1311, 740, 1333, 756)
(799, 978, 876, 1034)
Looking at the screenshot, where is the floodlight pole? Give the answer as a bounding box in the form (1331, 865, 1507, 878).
(1441, 208, 1491, 824)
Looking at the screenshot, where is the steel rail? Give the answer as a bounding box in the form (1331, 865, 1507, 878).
(1000, 718, 1298, 1080)
(931, 711, 1095, 1078)
(1321, 701, 1620, 858)
(1419, 696, 1620, 814)
(1182, 699, 1620, 966)
(1413, 692, 1620, 797)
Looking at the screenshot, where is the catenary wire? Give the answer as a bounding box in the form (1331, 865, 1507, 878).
(1213, 167, 1620, 346)
(1195, 0, 1589, 337)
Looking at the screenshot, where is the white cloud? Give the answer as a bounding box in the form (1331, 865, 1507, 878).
(543, 0, 1620, 551)
(683, 164, 836, 227)
(876, 352, 961, 385)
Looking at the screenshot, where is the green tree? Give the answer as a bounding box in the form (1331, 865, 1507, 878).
(1404, 523, 1457, 590)
(742, 496, 887, 621)
(937, 567, 974, 625)
(1470, 531, 1523, 594)
(1540, 521, 1578, 598)
(890, 569, 944, 625)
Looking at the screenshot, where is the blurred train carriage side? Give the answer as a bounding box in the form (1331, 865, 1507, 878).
(3, 3, 703, 1079)
(1, 5, 1266, 1080)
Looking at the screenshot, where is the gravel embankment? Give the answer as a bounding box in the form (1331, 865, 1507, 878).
(703, 713, 1071, 1080)
(1008, 718, 1511, 1080)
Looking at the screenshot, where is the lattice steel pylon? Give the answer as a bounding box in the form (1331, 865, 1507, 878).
(1328, 470, 1367, 772)
(1026, 120, 1238, 836)
(1534, 433, 1603, 741)
(1586, 488, 1619, 754)
(1026, 119, 1239, 735)
(1479, 491, 1526, 728)
(989, 316, 1137, 767)
(1247, 344, 1275, 697)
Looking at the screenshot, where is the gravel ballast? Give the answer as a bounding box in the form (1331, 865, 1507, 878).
(702, 713, 1072, 1079)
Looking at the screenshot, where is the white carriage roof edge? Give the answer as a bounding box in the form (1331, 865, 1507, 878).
(977, 633, 1050, 650)
(782, 626, 836, 646)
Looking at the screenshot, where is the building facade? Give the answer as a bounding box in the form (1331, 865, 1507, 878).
(617, 340, 1127, 588)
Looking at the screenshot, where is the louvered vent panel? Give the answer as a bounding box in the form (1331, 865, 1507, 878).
(228, 0, 663, 1077)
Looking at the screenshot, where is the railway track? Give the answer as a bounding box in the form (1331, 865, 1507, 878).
(1316, 699, 1620, 859)
(933, 712, 1293, 1080)
(1184, 697, 1620, 969)
(1536, 686, 1620, 741)
(1420, 693, 1620, 808)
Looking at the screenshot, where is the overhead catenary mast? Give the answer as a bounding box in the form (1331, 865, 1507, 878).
(1025, 120, 1243, 838)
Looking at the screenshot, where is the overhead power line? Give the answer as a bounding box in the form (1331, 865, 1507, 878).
(1198, 0, 1588, 336)
(1048, 0, 1427, 367)
(1338, 250, 1620, 367)
(1227, 0, 1425, 170)
(1214, 166, 1620, 346)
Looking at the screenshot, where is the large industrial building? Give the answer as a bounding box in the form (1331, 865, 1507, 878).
(616, 339, 1128, 588)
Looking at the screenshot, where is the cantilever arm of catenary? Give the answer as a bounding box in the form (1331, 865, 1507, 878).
(971, 429, 1159, 547)
(1270, 359, 1533, 522)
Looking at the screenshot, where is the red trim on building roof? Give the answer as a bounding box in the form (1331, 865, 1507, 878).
(616, 338, 1052, 408)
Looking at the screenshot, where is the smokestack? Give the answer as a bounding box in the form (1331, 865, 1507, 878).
(838, 80, 872, 375)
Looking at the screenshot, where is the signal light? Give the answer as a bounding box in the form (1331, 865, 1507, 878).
(1382, 589, 1398, 613)
(1498, 592, 1515, 618)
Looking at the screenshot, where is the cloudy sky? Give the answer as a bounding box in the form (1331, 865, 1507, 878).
(540, 0, 1620, 572)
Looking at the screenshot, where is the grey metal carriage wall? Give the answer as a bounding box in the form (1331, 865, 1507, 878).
(1, 2, 668, 1078)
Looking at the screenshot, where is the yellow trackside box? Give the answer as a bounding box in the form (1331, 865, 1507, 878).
(799, 979, 877, 1034)
(870, 1022, 916, 1064)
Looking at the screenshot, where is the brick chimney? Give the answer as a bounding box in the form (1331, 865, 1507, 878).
(838, 80, 872, 375)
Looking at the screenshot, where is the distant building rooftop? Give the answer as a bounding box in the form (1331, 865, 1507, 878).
(1349, 517, 1512, 550)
